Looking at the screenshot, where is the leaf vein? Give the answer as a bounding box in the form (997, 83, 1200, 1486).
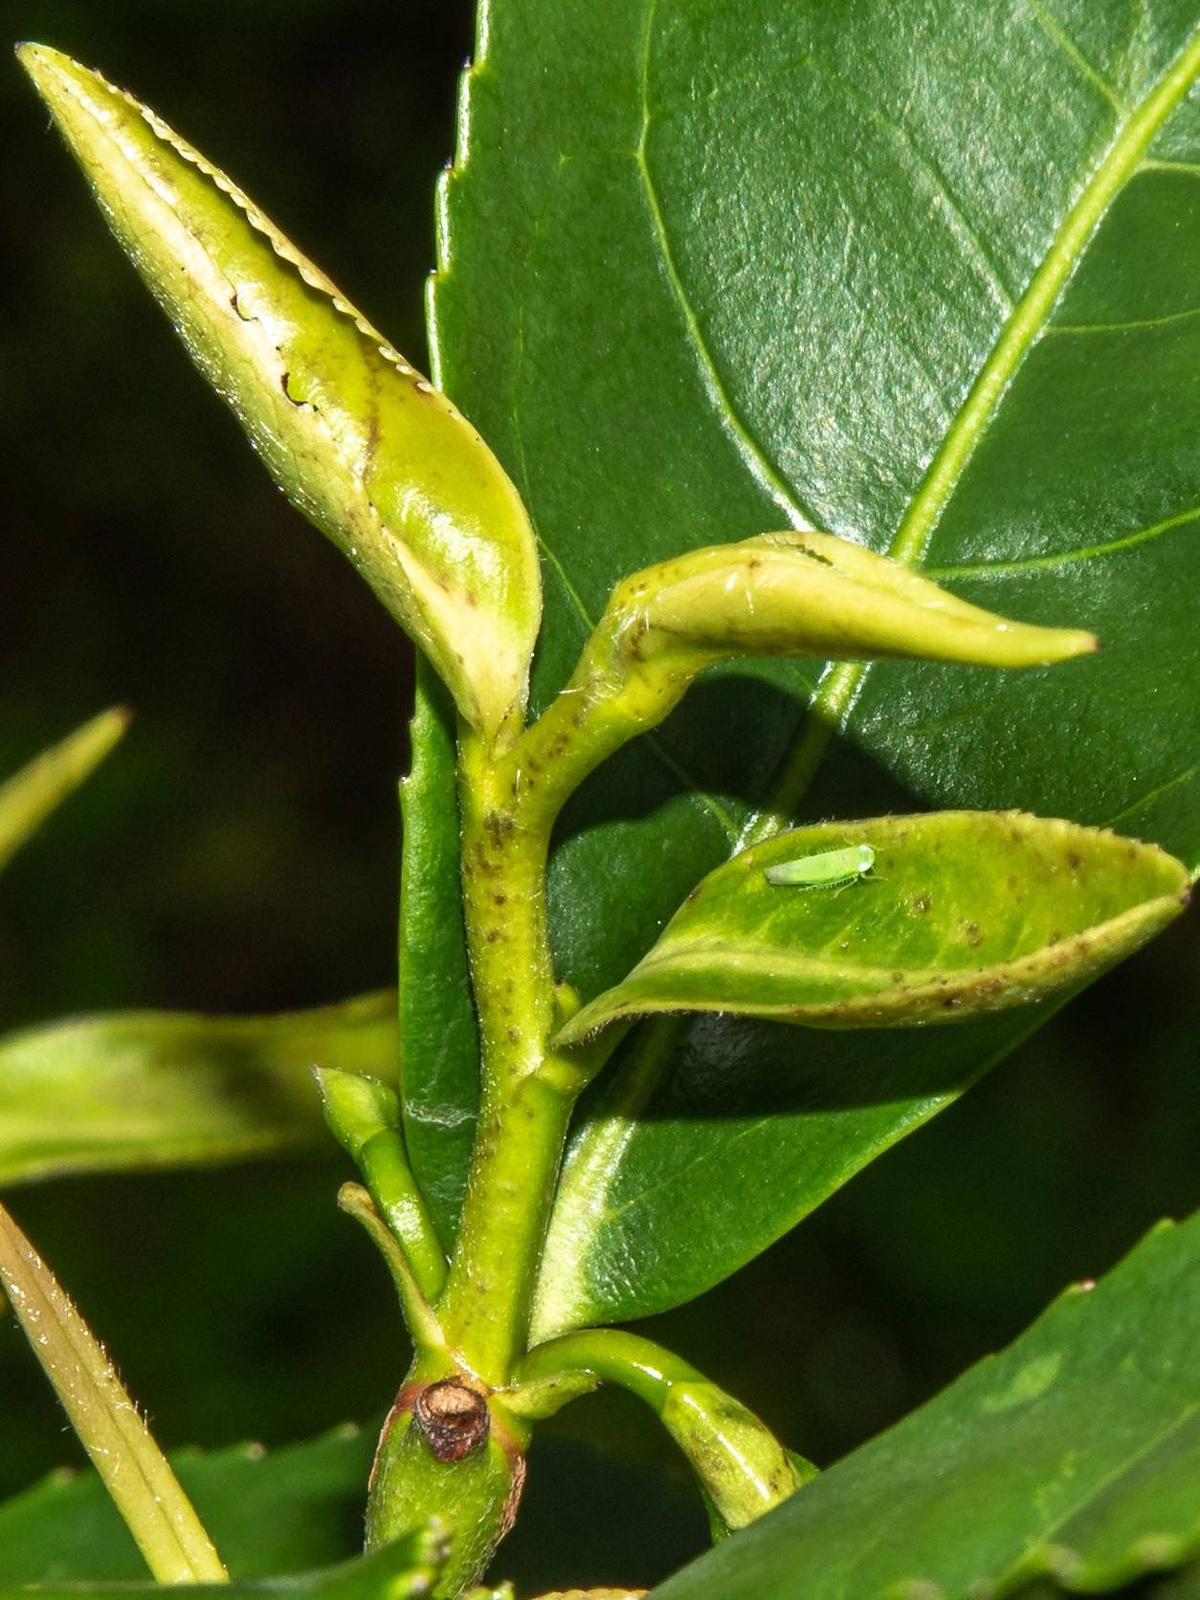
(889, 21, 1200, 572)
(1102, 760, 1200, 836)
(1047, 304, 1200, 334)
(1026, 0, 1127, 113)
(634, 0, 815, 531)
(925, 505, 1200, 579)
(1141, 156, 1200, 175)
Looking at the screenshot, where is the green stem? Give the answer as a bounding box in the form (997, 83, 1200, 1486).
(511, 1326, 704, 1413)
(357, 1129, 448, 1301)
(504, 603, 711, 840)
(317, 1066, 448, 1302)
(0, 1202, 227, 1584)
(338, 1183, 445, 1360)
(433, 728, 590, 1385)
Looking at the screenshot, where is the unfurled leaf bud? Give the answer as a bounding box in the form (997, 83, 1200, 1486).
(626, 530, 1096, 671)
(19, 45, 541, 747)
(508, 530, 1096, 829)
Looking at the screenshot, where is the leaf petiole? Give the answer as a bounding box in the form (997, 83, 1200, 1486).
(510, 1328, 814, 1532)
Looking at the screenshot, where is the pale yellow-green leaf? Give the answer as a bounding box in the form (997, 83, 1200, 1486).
(554, 812, 1188, 1042)
(637, 531, 1096, 668)
(0, 991, 398, 1188)
(512, 533, 1095, 825)
(19, 45, 541, 747)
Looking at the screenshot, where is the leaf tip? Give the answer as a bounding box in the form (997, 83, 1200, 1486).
(16, 41, 82, 100)
(1002, 623, 1099, 666)
(1062, 627, 1100, 658)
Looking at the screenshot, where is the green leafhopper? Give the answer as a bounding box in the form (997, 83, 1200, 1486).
(764, 843, 875, 888)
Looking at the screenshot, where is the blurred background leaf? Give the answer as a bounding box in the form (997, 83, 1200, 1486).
(1, 3, 1196, 1594)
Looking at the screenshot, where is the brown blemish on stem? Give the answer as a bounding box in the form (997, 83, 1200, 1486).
(413, 1379, 491, 1463)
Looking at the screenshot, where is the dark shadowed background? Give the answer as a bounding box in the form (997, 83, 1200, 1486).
(1, 3, 1195, 1591)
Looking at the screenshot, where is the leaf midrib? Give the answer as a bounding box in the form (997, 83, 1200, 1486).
(889, 19, 1200, 571)
(758, 15, 1200, 835)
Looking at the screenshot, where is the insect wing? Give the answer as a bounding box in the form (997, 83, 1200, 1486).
(764, 844, 874, 888)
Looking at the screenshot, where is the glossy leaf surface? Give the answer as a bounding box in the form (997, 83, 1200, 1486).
(429, 0, 1200, 1311)
(20, 46, 540, 745)
(556, 813, 1189, 1041)
(0, 1425, 376, 1581)
(649, 1212, 1200, 1600)
(0, 710, 128, 875)
(0, 992, 397, 1187)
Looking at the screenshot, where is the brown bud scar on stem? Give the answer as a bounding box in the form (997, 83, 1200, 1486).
(413, 1379, 490, 1463)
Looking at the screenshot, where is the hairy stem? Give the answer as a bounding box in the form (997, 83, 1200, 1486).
(433, 728, 588, 1385)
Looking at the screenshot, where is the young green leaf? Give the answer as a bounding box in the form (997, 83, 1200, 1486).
(554, 813, 1189, 1044)
(638, 531, 1096, 666)
(0, 708, 129, 875)
(648, 1212, 1200, 1600)
(0, 992, 398, 1187)
(18, 45, 541, 747)
(0, 1202, 226, 1584)
(510, 534, 1096, 825)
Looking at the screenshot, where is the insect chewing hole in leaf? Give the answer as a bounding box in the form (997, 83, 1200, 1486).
(764, 843, 877, 889)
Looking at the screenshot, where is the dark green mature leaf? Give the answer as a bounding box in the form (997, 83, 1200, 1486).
(0, 1528, 438, 1600)
(556, 813, 1189, 1040)
(427, 0, 1200, 1310)
(649, 1212, 1200, 1600)
(1131, 1565, 1200, 1599)
(0, 1424, 376, 1580)
(0, 993, 397, 1187)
